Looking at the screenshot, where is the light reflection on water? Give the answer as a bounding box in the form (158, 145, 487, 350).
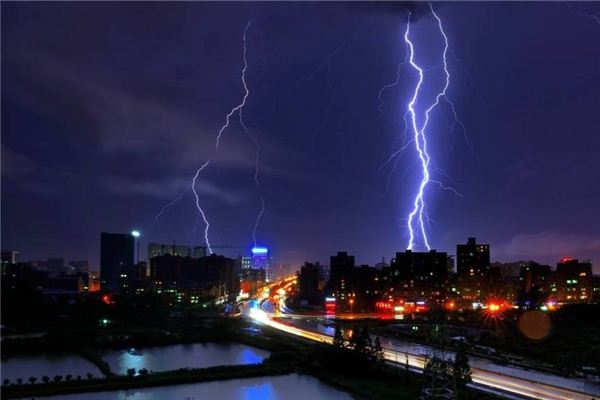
(35, 374, 353, 400)
(102, 343, 271, 375)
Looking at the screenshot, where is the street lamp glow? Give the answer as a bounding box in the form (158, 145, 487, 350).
(131, 230, 141, 238)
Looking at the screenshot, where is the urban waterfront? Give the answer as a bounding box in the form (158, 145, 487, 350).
(2, 343, 270, 383)
(25, 374, 353, 400)
(2, 1, 600, 400)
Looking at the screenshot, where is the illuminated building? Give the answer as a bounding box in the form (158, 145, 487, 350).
(150, 254, 200, 288)
(455, 238, 500, 301)
(251, 246, 270, 282)
(241, 255, 265, 281)
(519, 262, 552, 292)
(457, 237, 490, 275)
(390, 250, 449, 303)
(554, 258, 592, 303)
(354, 265, 382, 310)
(149, 253, 240, 300)
(100, 232, 134, 290)
(328, 251, 355, 301)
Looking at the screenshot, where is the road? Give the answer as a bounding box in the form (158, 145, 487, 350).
(242, 297, 600, 400)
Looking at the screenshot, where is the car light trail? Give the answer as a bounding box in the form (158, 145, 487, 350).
(244, 296, 598, 400)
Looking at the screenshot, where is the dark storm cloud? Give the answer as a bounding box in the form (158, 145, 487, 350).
(350, 1, 429, 19)
(1, 145, 36, 178)
(2, 2, 599, 269)
(4, 46, 257, 172)
(19, 181, 63, 197)
(496, 232, 600, 264)
(99, 175, 244, 205)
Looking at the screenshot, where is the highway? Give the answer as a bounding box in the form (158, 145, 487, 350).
(241, 288, 600, 400)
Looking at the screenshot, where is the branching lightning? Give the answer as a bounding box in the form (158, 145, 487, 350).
(156, 20, 255, 255)
(404, 4, 458, 251)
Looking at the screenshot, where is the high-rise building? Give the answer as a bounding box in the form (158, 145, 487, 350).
(200, 254, 241, 299)
(455, 238, 498, 301)
(251, 246, 270, 282)
(297, 262, 323, 305)
(241, 256, 265, 281)
(554, 258, 593, 303)
(150, 254, 200, 288)
(328, 251, 355, 300)
(390, 250, 449, 301)
(100, 232, 134, 290)
(519, 262, 552, 292)
(456, 237, 490, 275)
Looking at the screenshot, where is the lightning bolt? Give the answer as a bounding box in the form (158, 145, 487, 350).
(156, 20, 252, 255)
(249, 132, 265, 248)
(404, 4, 454, 251)
(566, 3, 600, 26)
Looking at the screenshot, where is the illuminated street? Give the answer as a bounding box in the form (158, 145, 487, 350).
(3, 2, 600, 399)
(242, 285, 600, 400)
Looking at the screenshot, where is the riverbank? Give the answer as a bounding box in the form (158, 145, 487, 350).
(1, 320, 501, 400)
(1, 360, 296, 399)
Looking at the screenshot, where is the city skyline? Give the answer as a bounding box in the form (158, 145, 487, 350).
(3, 2, 600, 269)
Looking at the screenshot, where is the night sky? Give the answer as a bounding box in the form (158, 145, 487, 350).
(2, 2, 600, 270)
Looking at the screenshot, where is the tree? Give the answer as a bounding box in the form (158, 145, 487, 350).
(453, 342, 472, 393)
(361, 326, 373, 353)
(65, 374, 72, 382)
(54, 375, 63, 383)
(351, 325, 368, 354)
(29, 376, 37, 385)
(333, 325, 345, 348)
(42, 376, 50, 384)
(420, 356, 455, 400)
(139, 368, 149, 376)
(127, 368, 136, 377)
(16, 378, 23, 385)
(3, 379, 9, 386)
(373, 336, 385, 363)
(86, 373, 94, 380)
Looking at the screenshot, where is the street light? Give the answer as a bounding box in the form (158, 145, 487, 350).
(131, 230, 141, 264)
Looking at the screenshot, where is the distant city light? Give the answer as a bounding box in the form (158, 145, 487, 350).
(251, 246, 268, 255)
(131, 230, 141, 238)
